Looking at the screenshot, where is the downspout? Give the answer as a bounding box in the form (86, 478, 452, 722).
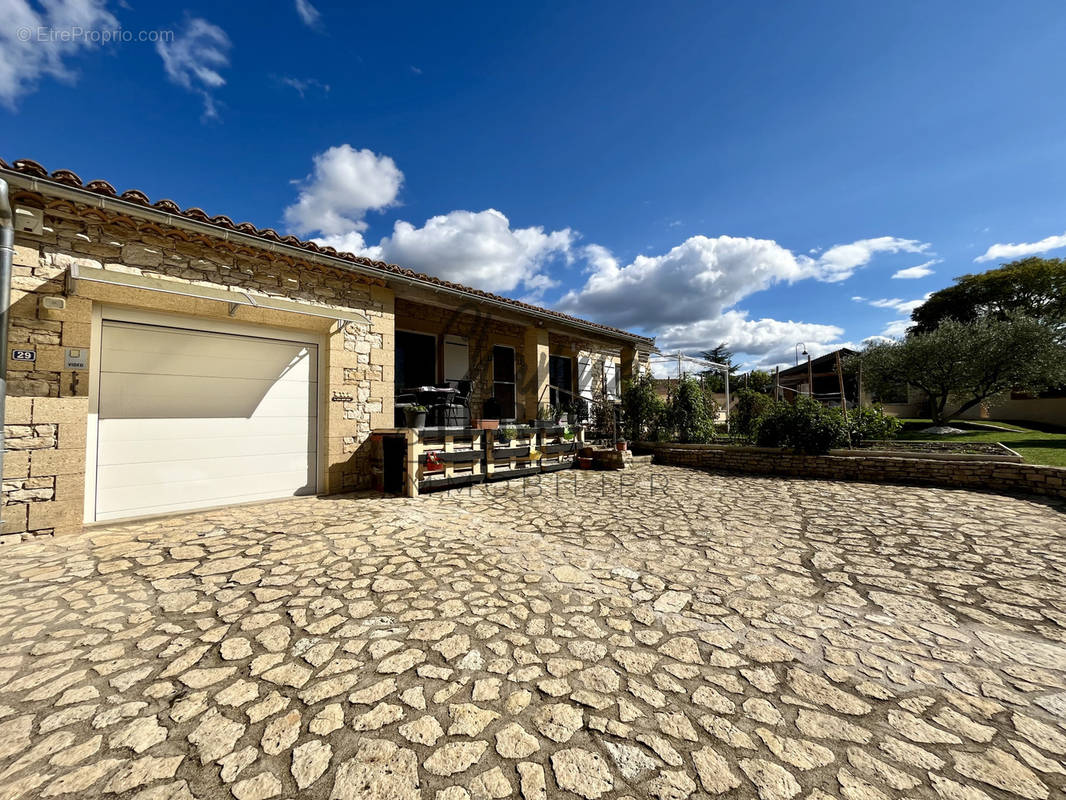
(0, 179, 14, 531)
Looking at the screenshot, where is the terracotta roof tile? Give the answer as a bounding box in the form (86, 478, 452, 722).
(0, 157, 654, 344)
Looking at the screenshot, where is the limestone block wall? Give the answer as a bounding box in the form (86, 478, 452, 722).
(3, 194, 394, 540)
(639, 443, 1066, 502)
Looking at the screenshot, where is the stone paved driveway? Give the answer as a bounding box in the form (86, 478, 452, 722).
(1, 466, 1065, 800)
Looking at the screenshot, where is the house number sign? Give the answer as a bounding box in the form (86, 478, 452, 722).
(11, 349, 35, 362)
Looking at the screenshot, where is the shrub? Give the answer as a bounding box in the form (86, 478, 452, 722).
(621, 373, 665, 442)
(669, 376, 715, 443)
(754, 396, 848, 454)
(846, 405, 902, 445)
(734, 388, 775, 439)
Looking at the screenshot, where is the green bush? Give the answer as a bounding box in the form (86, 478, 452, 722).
(734, 388, 775, 439)
(846, 405, 902, 445)
(754, 396, 848, 454)
(669, 376, 715, 443)
(621, 373, 665, 442)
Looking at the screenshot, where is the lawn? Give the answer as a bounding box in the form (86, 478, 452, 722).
(897, 419, 1066, 467)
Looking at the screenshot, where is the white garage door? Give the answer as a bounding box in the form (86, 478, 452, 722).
(94, 318, 319, 521)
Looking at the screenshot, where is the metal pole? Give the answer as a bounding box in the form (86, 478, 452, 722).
(724, 368, 730, 434)
(836, 351, 851, 448)
(807, 353, 813, 398)
(0, 179, 14, 532)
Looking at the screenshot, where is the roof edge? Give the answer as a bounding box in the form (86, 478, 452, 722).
(0, 158, 655, 347)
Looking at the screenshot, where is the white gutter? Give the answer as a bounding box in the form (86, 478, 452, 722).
(0, 178, 14, 531)
(1, 170, 655, 348)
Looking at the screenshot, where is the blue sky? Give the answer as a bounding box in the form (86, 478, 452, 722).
(3, 1, 1066, 369)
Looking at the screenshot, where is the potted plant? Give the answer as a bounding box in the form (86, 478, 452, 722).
(424, 451, 444, 473)
(562, 427, 575, 442)
(473, 418, 499, 430)
(615, 439, 628, 452)
(404, 404, 427, 429)
(535, 404, 557, 429)
(498, 425, 518, 445)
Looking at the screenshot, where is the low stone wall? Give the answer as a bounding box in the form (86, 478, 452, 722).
(637, 442, 1066, 502)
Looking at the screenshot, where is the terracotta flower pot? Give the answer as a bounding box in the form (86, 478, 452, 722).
(615, 441, 628, 451)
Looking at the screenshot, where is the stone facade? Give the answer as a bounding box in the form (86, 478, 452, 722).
(639, 442, 1066, 501)
(2, 192, 650, 541)
(3, 194, 393, 541)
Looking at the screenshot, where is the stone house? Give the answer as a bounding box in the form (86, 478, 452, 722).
(0, 159, 653, 540)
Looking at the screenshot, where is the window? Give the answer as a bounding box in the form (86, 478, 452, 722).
(577, 356, 595, 400)
(396, 331, 436, 393)
(492, 345, 517, 420)
(604, 360, 620, 401)
(549, 355, 573, 410)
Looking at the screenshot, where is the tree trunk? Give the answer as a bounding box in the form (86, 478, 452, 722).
(945, 395, 987, 423)
(930, 393, 951, 426)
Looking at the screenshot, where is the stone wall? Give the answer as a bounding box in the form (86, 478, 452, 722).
(639, 443, 1066, 502)
(3, 194, 393, 540)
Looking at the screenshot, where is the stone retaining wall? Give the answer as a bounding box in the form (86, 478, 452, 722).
(637, 443, 1066, 502)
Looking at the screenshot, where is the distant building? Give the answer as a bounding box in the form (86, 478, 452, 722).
(777, 348, 859, 407)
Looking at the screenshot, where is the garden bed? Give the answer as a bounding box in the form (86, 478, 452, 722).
(851, 440, 1022, 459)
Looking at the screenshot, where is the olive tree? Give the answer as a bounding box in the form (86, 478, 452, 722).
(861, 315, 1066, 426)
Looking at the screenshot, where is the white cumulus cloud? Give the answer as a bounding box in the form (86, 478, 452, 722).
(557, 235, 808, 331)
(284, 145, 404, 237)
(975, 231, 1066, 263)
(892, 258, 940, 279)
(284, 146, 571, 296)
(156, 17, 231, 119)
(0, 0, 117, 107)
(814, 236, 929, 282)
(556, 234, 930, 332)
(654, 311, 848, 369)
(370, 209, 574, 296)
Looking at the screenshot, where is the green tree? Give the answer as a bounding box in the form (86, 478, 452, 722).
(910, 257, 1066, 333)
(700, 344, 737, 393)
(754, 396, 847, 454)
(734, 388, 775, 439)
(861, 315, 1066, 426)
(620, 373, 665, 442)
(738, 369, 775, 395)
(668, 376, 715, 443)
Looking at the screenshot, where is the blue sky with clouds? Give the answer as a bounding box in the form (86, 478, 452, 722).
(3, 1, 1065, 368)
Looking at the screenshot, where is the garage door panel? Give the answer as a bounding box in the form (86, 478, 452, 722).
(101, 324, 318, 381)
(97, 416, 315, 444)
(98, 452, 315, 489)
(96, 472, 316, 521)
(98, 428, 316, 465)
(99, 373, 316, 420)
(95, 319, 319, 520)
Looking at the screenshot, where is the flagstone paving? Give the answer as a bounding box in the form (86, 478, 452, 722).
(0, 465, 1064, 799)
